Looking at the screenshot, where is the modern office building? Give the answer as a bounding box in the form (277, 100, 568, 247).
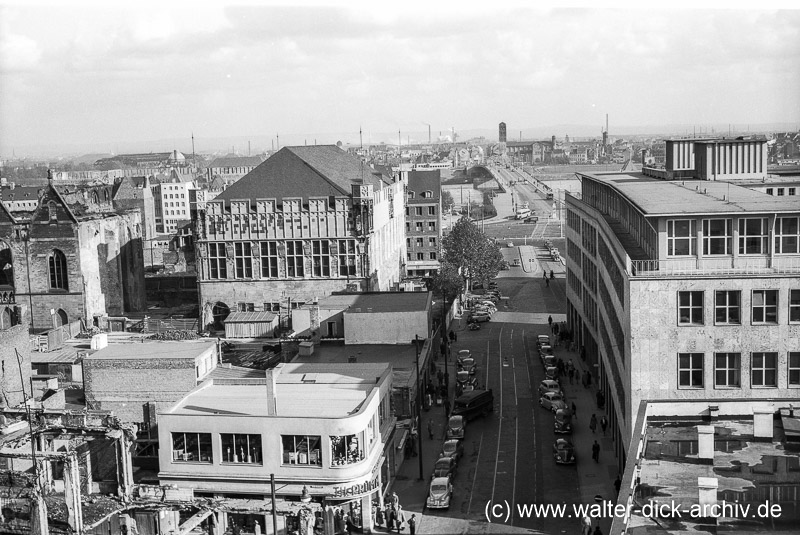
(195, 145, 406, 332)
(564, 137, 800, 471)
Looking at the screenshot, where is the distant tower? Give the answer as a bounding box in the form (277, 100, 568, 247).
(499, 122, 507, 143)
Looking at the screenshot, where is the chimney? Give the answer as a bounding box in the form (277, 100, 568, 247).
(697, 477, 718, 508)
(265, 364, 282, 416)
(697, 425, 715, 461)
(753, 408, 773, 440)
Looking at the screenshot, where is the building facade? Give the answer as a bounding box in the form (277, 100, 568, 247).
(205, 155, 265, 186)
(564, 138, 800, 471)
(195, 146, 407, 331)
(404, 170, 442, 277)
(152, 177, 196, 234)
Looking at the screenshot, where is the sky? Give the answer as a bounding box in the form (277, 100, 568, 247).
(1, 1, 799, 157)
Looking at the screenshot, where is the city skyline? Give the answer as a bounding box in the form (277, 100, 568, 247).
(1, 3, 799, 157)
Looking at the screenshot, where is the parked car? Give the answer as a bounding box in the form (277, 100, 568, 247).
(468, 322, 481, 331)
(440, 439, 464, 463)
(544, 366, 558, 381)
(538, 379, 562, 397)
(539, 390, 568, 412)
(458, 358, 477, 375)
(553, 438, 576, 464)
(432, 456, 458, 480)
(452, 390, 494, 421)
(456, 370, 477, 388)
(457, 350, 471, 361)
(446, 415, 466, 439)
(541, 354, 556, 369)
(555, 408, 573, 434)
(524, 216, 539, 223)
(500, 261, 510, 271)
(539, 345, 553, 358)
(427, 477, 453, 509)
(470, 312, 491, 323)
(537, 335, 550, 348)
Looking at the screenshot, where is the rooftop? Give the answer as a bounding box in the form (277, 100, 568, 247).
(310, 291, 431, 314)
(85, 340, 215, 360)
(581, 172, 800, 216)
(167, 363, 389, 418)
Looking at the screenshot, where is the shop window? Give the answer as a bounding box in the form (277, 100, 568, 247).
(221, 433, 262, 464)
(282, 435, 321, 466)
(172, 432, 212, 463)
(330, 434, 364, 466)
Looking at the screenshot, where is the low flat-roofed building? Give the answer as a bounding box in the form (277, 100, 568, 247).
(83, 340, 218, 424)
(614, 399, 800, 534)
(157, 362, 394, 535)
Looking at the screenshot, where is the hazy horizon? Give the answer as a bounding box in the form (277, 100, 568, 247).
(2, 3, 799, 158)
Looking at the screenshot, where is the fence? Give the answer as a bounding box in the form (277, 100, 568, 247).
(36, 320, 83, 352)
(630, 256, 800, 278)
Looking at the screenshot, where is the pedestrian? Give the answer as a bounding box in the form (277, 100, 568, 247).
(543, 272, 547, 281)
(593, 526, 603, 535)
(568, 367, 575, 384)
(428, 419, 434, 440)
(567, 359, 574, 372)
(545, 277, 549, 287)
(550, 269, 554, 279)
(408, 513, 417, 535)
(592, 440, 600, 463)
(589, 414, 597, 433)
(580, 346, 586, 361)
(581, 515, 592, 535)
(375, 505, 384, 528)
(396, 504, 406, 532)
(410, 429, 418, 456)
(387, 506, 396, 532)
(596, 391, 605, 409)
(254, 520, 261, 535)
(437, 370, 444, 386)
(449, 330, 455, 342)
(571, 402, 577, 419)
(548, 315, 553, 327)
(586, 371, 592, 388)
(385, 505, 393, 531)
(425, 392, 432, 410)
(600, 415, 608, 436)
(614, 475, 622, 496)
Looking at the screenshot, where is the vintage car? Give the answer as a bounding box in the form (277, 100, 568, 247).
(432, 456, 458, 481)
(440, 439, 464, 463)
(553, 438, 576, 464)
(537, 379, 562, 397)
(539, 390, 568, 413)
(446, 415, 466, 439)
(427, 477, 453, 509)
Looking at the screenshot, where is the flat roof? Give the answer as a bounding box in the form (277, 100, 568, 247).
(85, 340, 216, 360)
(320, 292, 430, 313)
(224, 311, 276, 323)
(581, 172, 800, 216)
(168, 363, 389, 418)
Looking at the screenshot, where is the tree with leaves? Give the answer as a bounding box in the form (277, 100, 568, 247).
(440, 217, 503, 292)
(430, 260, 463, 302)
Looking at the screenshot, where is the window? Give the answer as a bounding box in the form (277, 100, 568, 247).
(282, 435, 321, 466)
(667, 219, 697, 256)
(738, 218, 768, 255)
(415, 207, 423, 216)
(751, 290, 778, 324)
(415, 222, 423, 232)
(766, 188, 774, 195)
(703, 219, 732, 255)
(429, 252, 437, 260)
(423, 191, 433, 198)
(405, 222, 410, 232)
(48, 249, 68, 290)
(416, 253, 424, 260)
(237, 302, 254, 312)
(221, 433, 262, 464)
(406, 238, 411, 248)
(791, 290, 800, 323)
(338, 239, 357, 276)
(260, 242, 278, 278)
(678, 291, 704, 325)
(286, 241, 304, 277)
(778, 188, 785, 196)
(678, 353, 704, 388)
(407, 191, 415, 199)
(405, 207, 409, 216)
(715, 291, 740, 324)
(751, 352, 777, 387)
(428, 222, 436, 231)
(172, 432, 212, 463)
(311, 240, 330, 277)
(415, 238, 423, 247)
(714, 353, 741, 388)
(428, 206, 436, 215)
(790, 188, 796, 196)
(429, 238, 436, 247)
(789, 352, 800, 386)
(234, 242, 252, 278)
(775, 217, 799, 254)
(330, 434, 363, 466)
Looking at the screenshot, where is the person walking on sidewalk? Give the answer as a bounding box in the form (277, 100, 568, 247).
(408, 514, 417, 535)
(600, 415, 608, 436)
(592, 440, 600, 463)
(428, 419, 434, 439)
(568, 367, 574, 385)
(548, 315, 553, 328)
(581, 515, 592, 535)
(589, 414, 597, 434)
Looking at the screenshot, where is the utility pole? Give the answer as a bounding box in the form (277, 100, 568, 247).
(276, 134, 280, 150)
(415, 335, 424, 480)
(359, 127, 363, 150)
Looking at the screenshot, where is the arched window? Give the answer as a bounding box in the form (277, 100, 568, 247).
(48, 249, 68, 290)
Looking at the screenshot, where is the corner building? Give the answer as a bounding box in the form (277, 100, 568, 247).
(564, 138, 800, 471)
(196, 146, 406, 330)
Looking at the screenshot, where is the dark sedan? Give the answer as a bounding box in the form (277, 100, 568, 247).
(432, 456, 458, 480)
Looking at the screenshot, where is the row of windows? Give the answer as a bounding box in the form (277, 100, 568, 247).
(407, 252, 438, 261)
(678, 289, 800, 325)
(207, 240, 359, 280)
(765, 187, 797, 196)
(405, 221, 437, 233)
(406, 206, 437, 216)
(406, 237, 437, 249)
(677, 352, 800, 388)
(667, 217, 800, 256)
(407, 191, 435, 199)
(166, 193, 186, 199)
(165, 209, 186, 216)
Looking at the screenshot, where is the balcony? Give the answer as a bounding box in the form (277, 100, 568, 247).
(629, 256, 800, 278)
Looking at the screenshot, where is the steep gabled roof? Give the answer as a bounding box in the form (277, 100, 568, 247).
(215, 145, 391, 203)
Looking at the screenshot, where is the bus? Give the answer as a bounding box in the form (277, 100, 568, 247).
(515, 208, 532, 219)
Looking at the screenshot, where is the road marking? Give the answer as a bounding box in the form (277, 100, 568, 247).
(466, 433, 483, 516)
(523, 330, 537, 500)
(491, 324, 504, 506)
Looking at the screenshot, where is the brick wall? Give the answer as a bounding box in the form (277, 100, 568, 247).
(0, 325, 32, 407)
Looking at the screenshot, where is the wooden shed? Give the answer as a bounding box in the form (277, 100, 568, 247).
(223, 311, 279, 339)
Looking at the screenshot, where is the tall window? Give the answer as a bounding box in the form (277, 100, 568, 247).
(48, 249, 68, 290)
(428, 206, 436, 215)
(415, 222, 423, 232)
(428, 222, 436, 232)
(678, 291, 704, 325)
(208, 243, 227, 279)
(282, 435, 321, 465)
(775, 216, 799, 254)
(751, 290, 778, 324)
(429, 252, 437, 260)
(330, 434, 363, 466)
(751, 352, 777, 387)
(429, 238, 436, 247)
(415, 238, 423, 247)
(338, 240, 357, 276)
(790, 290, 800, 323)
(789, 352, 800, 386)
(312, 240, 330, 277)
(714, 353, 741, 388)
(667, 220, 697, 256)
(286, 241, 304, 278)
(703, 219, 732, 255)
(678, 353, 704, 388)
(416, 253, 424, 260)
(234, 242, 252, 278)
(738, 218, 768, 255)
(415, 207, 423, 216)
(171, 432, 212, 463)
(260, 242, 278, 278)
(715, 290, 740, 324)
(221, 433, 262, 464)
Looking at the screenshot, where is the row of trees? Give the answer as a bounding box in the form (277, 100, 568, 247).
(431, 217, 504, 302)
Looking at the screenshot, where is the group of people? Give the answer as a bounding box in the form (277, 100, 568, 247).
(373, 493, 417, 534)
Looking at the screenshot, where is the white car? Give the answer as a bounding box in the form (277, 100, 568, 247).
(427, 477, 453, 509)
(539, 391, 568, 412)
(470, 312, 491, 323)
